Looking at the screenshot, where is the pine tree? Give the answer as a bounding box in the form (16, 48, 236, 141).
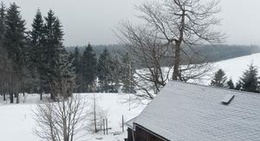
(210, 69, 227, 87)
(239, 64, 259, 93)
(42, 10, 75, 99)
(0, 2, 7, 100)
(0, 2, 6, 40)
(121, 52, 135, 93)
(73, 47, 81, 74)
(108, 54, 121, 92)
(4, 3, 26, 64)
(226, 78, 234, 89)
(31, 9, 44, 47)
(80, 44, 97, 92)
(29, 9, 45, 98)
(71, 47, 81, 92)
(97, 48, 110, 92)
(3, 3, 27, 103)
(235, 81, 242, 90)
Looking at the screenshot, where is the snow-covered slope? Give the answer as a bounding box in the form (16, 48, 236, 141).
(202, 52, 260, 85)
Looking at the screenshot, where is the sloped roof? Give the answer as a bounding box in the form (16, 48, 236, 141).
(134, 81, 260, 141)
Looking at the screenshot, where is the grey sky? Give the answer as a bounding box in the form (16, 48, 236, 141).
(3, 0, 260, 46)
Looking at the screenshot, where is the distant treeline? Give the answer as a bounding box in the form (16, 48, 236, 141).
(66, 44, 260, 63)
(66, 44, 125, 57)
(194, 44, 260, 62)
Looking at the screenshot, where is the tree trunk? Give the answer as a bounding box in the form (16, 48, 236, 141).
(3, 94, 6, 101)
(51, 93, 54, 100)
(16, 93, 19, 103)
(10, 93, 13, 103)
(40, 93, 43, 100)
(172, 41, 181, 80)
(94, 93, 97, 133)
(172, 11, 185, 81)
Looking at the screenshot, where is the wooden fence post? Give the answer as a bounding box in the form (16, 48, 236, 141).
(122, 115, 125, 132)
(103, 118, 105, 135)
(106, 118, 108, 135)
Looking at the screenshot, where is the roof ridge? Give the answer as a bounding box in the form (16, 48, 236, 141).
(170, 80, 260, 96)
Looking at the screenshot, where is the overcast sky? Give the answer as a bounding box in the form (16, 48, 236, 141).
(3, 0, 260, 46)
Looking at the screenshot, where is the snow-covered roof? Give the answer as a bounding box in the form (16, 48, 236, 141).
(125, 117, 137, 129)
(133, 81, 260, 141)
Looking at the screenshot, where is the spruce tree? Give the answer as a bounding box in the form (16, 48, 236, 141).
(73, 47, 81, 74)
(239, 64, 259, 93)
(227, 78, 234, 89)
(0, 2, 6, 40)
(121, 52, 135, 93)
(31, 9, 44, 47)
(80, 44, 97, 92)
(0, 2, 7, 100)
(3, 3, 27, 103)
(4, 3, 26, 64)
(29, 9, 45, 97)
(235, 81, 242, 90)
(72, 47, 81, 92)
(42, 10, 75, 99)
(109, 54, 121, 92)
(97, 48, 110, 92)
(210, 69, 227, 87)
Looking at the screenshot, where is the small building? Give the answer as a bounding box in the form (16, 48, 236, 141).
(126, 81, 260, 141)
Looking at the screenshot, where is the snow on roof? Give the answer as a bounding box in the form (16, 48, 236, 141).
(134, 81, 260, 141)
(125, 117, 137, 129)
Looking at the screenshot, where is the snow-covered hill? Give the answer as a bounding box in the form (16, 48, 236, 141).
(200, 52, 260, 85)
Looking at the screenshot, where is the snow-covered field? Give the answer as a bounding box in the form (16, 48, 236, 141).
(0, 93, 146, 141)
(0, 52, 260, 141)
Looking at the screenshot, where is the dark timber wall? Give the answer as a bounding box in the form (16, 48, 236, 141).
(127, 124, 167, 141)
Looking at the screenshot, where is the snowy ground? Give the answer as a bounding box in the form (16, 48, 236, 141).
(0, 93, 146, 141)
(0, 52, 260, 141)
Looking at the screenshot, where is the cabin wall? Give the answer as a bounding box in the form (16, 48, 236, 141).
(127, 126, 165, 141)
(127, 128, 133, 141)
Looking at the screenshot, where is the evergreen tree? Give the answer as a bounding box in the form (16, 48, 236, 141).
(0, 2, 7, 100)
(239, 64, 259, 93)
(121, 52, 135, 93)
(42, 10, 75, 99)
(29, 9, 45, 97)
(4, 3, 26, 64)
(210, 69, 227, 87)
(97, 48, 110, 92)
(31, 9, 44, 47)
(3, 3, 27, 103)
(0, 2, 6, 40)
(108, 54, 121, 92)
(73, 47, 81, 74)
(80, 44, 97, 92)
(226, 78, 234, 89)
(71, 47, 81, 92)
(235, 81, 242, 90)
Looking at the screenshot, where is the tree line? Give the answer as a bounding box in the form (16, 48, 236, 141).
(69, 45, 135, 94)
(0, 2, 137, 103)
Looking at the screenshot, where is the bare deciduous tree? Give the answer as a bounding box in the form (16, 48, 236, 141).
(86, 93, 107, 133)
(34, 78, 87, 141)
(117, 0, 223, 99)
